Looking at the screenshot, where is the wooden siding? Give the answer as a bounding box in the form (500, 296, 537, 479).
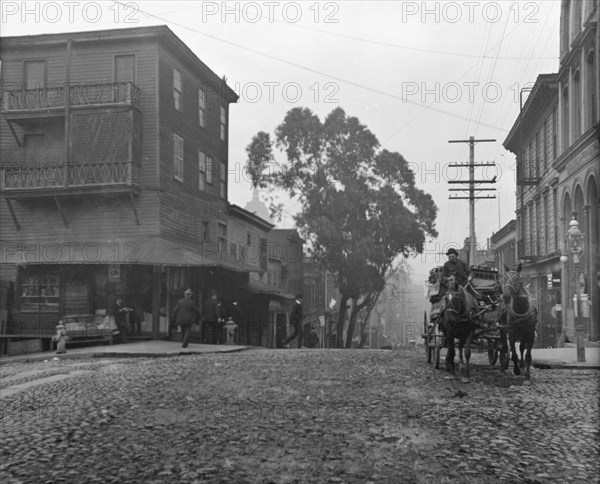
(156, 43, 231, 243)
(227, 214, 269, 270)
(0, 36, 161, 245)
(1, 28, 243, 262)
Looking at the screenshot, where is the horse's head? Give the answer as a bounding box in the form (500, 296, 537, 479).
(446, 274, 460, 293)
(502, 263, 524, 299)
(444, 275, 467, 323)
(502, 263, 531, 314)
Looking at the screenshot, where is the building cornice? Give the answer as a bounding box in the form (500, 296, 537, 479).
(503, 74, 558, 152)
(228, 204, 275, 231)
(552, 125, 599, 172)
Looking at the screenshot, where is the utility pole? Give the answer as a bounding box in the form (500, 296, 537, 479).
(448, 136, 496, 266)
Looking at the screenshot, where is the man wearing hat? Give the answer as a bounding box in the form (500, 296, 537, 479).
(203, 289, 222, 344)
(172, 289, 202, 348)
(440, 248, 478, 311)
(283, 295, 304, 349)
(441, 248, 470, 287)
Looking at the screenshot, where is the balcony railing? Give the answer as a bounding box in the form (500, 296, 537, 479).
(1, 147, 139, 190)
(2, 82, 140, 112)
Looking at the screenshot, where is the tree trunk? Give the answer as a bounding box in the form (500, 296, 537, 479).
(336, 294, 348, 348)
(344, 304, 360, 348)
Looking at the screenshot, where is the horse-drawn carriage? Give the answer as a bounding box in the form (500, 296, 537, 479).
(423, 265, 502, 371)
(422, 263, 538, 383)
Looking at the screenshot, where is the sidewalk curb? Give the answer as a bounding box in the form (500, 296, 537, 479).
(0, 346, 253, 366)
(533, 360, 600, 370)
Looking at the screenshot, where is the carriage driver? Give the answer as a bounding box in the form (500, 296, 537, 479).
(440, 248, 479, 310)
(440, 248, 470, 286)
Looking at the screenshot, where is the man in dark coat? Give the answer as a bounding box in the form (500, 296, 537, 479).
(440, 247, 477, 313)
(172, 289, 202, 348)
(112, 296, 132, 343)
(440, 248, 470, 286)
(283, 295, 304, 349)
(203, 289, 222, 344)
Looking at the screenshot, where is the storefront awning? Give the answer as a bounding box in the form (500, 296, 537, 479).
(0, 236, 259, 273)
(247, 278, 296, 299)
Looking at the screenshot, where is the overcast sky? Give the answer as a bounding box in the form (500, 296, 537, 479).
(1, 1, 561, 281)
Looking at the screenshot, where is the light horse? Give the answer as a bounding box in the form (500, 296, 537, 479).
(499, 263, 538, 384)
(441, 275, 479, 383)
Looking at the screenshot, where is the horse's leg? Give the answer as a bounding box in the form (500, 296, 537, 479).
(523, 331, 534, 385)
(519, 341, 526, 369)
(457, 336, 464, 380)
(510, 331, 520, 376)
(461, 330, 473, 384)
(445, 331, 456, 379)
(499, 328, 508, 373)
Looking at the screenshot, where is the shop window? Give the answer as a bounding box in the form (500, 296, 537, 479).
(20, 274, 60, 312)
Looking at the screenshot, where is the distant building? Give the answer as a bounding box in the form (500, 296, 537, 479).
(490, 220, 517, 272)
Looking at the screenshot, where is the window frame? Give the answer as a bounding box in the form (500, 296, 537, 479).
(198, 151, 206, 191)
(173, 68, 182, 111)
(24, 60, 47, 90)
(220, 106, 226, 141)
(174, 134, 184, 182)
(198, 87, 206, 128)
(206, 155, 214, 185)
(220, 160, 226, 199)
(218, 222, 228, 253)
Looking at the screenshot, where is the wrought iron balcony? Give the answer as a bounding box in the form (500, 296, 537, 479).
(2, 81, 140, 113)
(0, 146, 139, 196)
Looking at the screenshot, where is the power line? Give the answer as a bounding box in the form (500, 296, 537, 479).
(114, 1, 509, 131)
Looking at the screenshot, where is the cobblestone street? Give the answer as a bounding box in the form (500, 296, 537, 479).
(1, 349, 598, 484)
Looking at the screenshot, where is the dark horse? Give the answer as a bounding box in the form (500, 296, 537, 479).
(442, 275, 478, 383)
(499, 263, 538, 384)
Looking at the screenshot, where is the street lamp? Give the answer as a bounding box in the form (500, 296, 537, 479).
(566, 212, 586, 363)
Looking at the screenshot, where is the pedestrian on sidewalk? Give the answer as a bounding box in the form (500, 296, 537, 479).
(307, 325, 319, 348)
(172, 289, 202, 348)
(203, 289, 222, 344)
(283, 295, 304, 348)
(112, 296, 132, 344)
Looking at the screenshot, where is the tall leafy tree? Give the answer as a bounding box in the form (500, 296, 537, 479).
(246, 107, 438, 348)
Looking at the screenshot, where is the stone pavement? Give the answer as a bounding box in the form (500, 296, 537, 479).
(1, 348, 598, 483)
(0, 340, 250, 366)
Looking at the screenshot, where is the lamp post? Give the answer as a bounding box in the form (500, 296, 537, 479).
(566, 213, 586, 363)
